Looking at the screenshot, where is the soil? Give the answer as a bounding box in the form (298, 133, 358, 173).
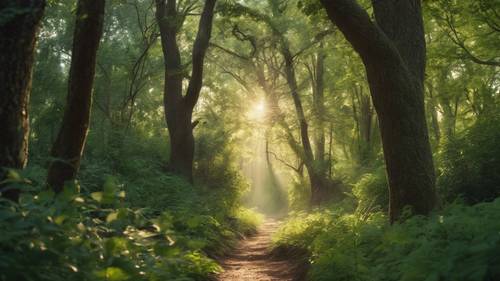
(217, 218, 307, 281)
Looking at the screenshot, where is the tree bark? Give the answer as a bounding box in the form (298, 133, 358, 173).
(47, 0, 105, 192)
(311, 45, 327, 169)
(321, 0, 437, 222)
(155, 0, 216, 182)
(0, 0, 45, 201)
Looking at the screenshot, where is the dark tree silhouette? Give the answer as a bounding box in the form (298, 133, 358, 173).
(47, 0, 105, 192)
(0, 0, 45, 201)
(155, 0, 216, 181)
(320, 0, 438, 222)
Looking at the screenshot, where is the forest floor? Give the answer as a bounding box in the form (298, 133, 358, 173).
(217, 218, 307, 281)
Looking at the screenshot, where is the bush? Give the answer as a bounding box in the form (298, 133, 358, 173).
(0, 171, 259, 281)
(438, 113, 500, 204)
(274, 199, 500, 281)
(352, 166, 388, 213)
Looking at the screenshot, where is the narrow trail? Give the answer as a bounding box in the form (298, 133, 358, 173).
(217, 218, 305, 281)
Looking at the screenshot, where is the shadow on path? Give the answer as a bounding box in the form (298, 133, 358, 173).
(217, 218, 307, 281)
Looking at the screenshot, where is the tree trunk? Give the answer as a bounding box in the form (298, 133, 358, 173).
(321, 0, 437, 222)
(426, 86, 441, 143)
(47, 0, 105, 192)
(155, 0, 216, 182)
(439, 98, 457, 139)
(328, 123, 334, 179)
(312, 46, 326, 166)
(0, 0, 45, 201)
(282, 43, 338, 206)
(357, 86, 374, 165)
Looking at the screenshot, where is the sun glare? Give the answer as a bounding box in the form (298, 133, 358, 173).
(248, 100, 266, 121)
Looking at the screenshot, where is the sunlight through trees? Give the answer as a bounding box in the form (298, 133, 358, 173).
(0, 0, 499, 280)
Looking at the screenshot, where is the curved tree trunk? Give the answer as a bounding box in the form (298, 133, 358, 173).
(47, 0, 105, 192)
(282, 43, 341, 206)
(155, 0, 216, 182)
(321, 0, 437, 222)
(0, 0, 45, 201)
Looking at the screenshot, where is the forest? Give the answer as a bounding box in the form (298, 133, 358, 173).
(0, 0, 499, 280)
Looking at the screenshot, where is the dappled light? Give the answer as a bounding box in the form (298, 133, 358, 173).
(1, 0, 499, 281)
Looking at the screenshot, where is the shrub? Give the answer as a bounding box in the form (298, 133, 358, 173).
(438, 113, 500, 204)
(275, 199, 500, 281)
(0, 171, 258, 281)
(352, 166, 389, 214)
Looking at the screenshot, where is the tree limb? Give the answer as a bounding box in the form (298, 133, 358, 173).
(184, 0, 217, 110)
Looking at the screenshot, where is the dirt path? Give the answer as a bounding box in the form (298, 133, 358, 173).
(217, 218, 305, 281)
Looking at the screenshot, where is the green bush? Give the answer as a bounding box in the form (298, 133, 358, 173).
(287, 176, 311, 211)
(352, 166, 389, 213)
(275, 199, 500, 281)
(438, 113, 500, 204)
(0, 171, 259, 281)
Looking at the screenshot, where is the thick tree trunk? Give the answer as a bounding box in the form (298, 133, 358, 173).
(0, 0, 45, 201)
(321, 0, 437, 222)
(155, 0, 216, 182)
(308, 167, 327, 205)
(47, 0, 105, 192)
(167, 105, 196, 180)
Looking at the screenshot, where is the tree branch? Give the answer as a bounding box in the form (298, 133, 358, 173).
(320, 0, 400, 67)
(184, 0, 217, 110)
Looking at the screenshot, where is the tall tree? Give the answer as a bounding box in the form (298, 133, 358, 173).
(0, 0, 45, 201)
(47, 0, 105, 192)
(216, 2, 341, 205)
(309, 45, 327, 170)
(155, 0, 216, 181)
(320, 0, 438, 222)
(282, 41, 333, 205)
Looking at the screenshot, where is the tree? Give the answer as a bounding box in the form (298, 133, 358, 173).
(427, 0, 500, 67)
(155, 0, 216, 181)
(320, 0, 438, 222)
(350, 82, 377, 165)
(307, 44, 327, 171)
(0, 0, 45, 201)
(47, 0, 105, 192)
(218, 1, 342, 205)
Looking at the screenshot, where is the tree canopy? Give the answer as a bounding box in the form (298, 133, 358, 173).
(0, 0, 499, 280)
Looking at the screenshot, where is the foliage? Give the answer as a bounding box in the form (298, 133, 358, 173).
(0, 170, 259, 281)
(287, 176, 311, 211)
(438, 111, 500, 204)
(352, 166, 389, 214)
(275, 199, 500, 281)
(2, 0, 500, 279)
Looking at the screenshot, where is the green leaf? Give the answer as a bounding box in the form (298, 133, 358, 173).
(91, 192, 103, 202)
(59, 181, 80, 202)
(186, 217, 202, 229)
(106, 212, 118, 223)
(95, 267, 130, 281)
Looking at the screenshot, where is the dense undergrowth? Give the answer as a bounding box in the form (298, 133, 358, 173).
(0, 172, 259, 281)
(275, 199, 500, 281)
(274, 114, 500, 281)
(0, 128, 261, 281)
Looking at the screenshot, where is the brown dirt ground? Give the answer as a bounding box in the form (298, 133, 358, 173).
(217, 218, 307, 281)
